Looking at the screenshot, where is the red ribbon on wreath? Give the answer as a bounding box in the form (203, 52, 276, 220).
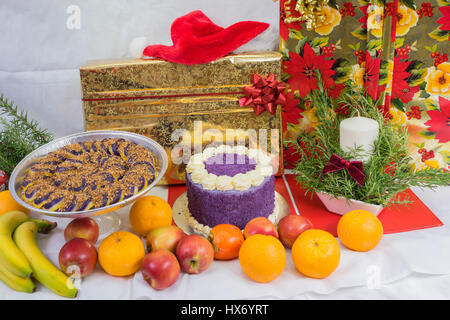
(238, 73, 287, 116)
(322, 154, 365, 186)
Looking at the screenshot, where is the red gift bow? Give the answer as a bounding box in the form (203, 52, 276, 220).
(238, 73, 287, 115)
(322, 154, 365, 186)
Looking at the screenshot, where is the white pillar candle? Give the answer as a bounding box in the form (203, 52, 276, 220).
(339, 116, 379, 162)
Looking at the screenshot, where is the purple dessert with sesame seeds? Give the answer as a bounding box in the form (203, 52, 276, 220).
(20, 138, 158, 212)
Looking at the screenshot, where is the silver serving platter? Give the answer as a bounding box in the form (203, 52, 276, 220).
(8, 130, 168, 218)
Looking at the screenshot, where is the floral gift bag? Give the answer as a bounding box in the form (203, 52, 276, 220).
(387, 0, 449, 171)
(280, 0, 449, 172)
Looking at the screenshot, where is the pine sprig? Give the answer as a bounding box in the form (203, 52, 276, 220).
(0, 94, 53, 176)
(287, 72, 450, 207)
(0, 94, 52, 146)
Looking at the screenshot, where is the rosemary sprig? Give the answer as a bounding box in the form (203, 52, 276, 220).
(0, 94, 53, 176)
(287, 71, 449, 207)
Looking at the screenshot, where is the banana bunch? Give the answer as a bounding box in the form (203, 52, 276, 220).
(0, 211, 77, 298)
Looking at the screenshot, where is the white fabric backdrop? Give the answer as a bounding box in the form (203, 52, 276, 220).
(0, 0, 279, 137)
(1, 1, 450, 300)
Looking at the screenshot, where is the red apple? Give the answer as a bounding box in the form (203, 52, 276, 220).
(141, 250, 180, 290)
(146, 225, 186, 253)
(59, 238, 98, 277)
(277, 215, 313, 249)
(243, 217, 278, 239)
(175, 235, 214, 274)
(64, 217, 99, 244)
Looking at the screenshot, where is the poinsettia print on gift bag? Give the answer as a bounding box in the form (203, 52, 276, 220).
(280, 0, 367, 168)
(387, 0, 450, 172)
(279, 0, 449, 172)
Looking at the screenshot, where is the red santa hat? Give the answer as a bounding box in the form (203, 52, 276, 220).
(142, 10, 270, 65)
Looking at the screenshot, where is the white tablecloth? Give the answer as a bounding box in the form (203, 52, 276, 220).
(1, 178, 449, 300)
(1, 0, 450, 300)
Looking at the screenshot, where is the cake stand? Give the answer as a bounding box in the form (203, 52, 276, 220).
(172, 191, 291, 236)
(8, 130, 168, 240)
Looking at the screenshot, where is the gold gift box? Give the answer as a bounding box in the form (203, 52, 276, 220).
(80, 51, 284, 185)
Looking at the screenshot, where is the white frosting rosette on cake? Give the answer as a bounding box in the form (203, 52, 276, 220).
(186, 145, 274, 191)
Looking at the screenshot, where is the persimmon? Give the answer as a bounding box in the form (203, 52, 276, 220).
(209, 224, 244, 260)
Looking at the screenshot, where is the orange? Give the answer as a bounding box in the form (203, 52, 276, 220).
(238, 234, 286, 283)
(292, 229, 340, 279)
(129, 196, 172, 237)
(98, 231, 145, 277)
(337, 209, 383, 252)
(0, 190, 28, 216)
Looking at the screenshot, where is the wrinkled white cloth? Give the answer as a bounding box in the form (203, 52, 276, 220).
(1, 0, 450, 300)
(0, 179, 449, 300)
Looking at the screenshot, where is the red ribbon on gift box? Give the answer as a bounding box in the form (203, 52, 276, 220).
(238, 74, 287, 116)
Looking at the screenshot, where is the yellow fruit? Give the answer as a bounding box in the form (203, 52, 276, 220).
(129, 196, 172, 237)
(292, 229, 340, 279)
(0, 260, 35, 293)
(0, 211, 32, 278)
(337, 209, 384, 252)
(13, 221, 77, 298)
(0, 191, 28, 216)
(98, 231, 145, 277)
(238, 234, 286, 283)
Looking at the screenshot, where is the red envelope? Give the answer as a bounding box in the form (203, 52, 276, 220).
(283, 174, 444, 237)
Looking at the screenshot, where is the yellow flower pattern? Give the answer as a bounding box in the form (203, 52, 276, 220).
(367, 5, 384, 38)
(315, 5, 342, 35)
(425, 62, 450, 96)
(385, 60, 394, 92)
(396, 5, 419, 36)
(389, 107, 407, 126)
(297, 106, 319, 132)
(351, 63, 365, 88)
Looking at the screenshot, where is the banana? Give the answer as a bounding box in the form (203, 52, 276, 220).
(0, 260, 35, 293)
(0, 211, 33, 278)
(13, 221, 78, 298)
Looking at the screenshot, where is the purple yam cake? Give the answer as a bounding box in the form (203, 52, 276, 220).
(185, 145, 275, 231)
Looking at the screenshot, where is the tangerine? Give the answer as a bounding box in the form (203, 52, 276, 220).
(129, 196, 172, 237)
(292, 229, 340, 279)
(337, 210, 383, 252)
(98, 231, 145, 276)
(238, 234, 286, 283)
(0, 190, 28, 216)
(209, 224, 244, 260)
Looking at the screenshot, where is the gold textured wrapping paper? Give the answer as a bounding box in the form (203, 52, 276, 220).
(80, 52, 284, 185)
